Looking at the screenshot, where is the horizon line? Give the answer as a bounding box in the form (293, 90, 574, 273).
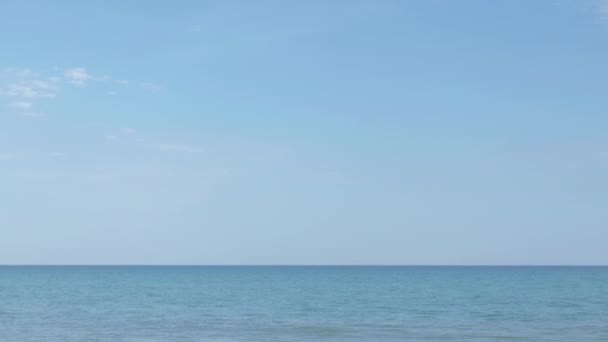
(0, 264, 607, 267)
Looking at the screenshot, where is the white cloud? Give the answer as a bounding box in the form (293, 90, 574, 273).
(2, 66, 154, 116)
(140, 82, 161, 92)
(3, 83, 44, 98)
(65, 67, 92, 86)
(0, 68, 59, 115)
(0, 80, 57, 99)
(63, 67, 117, 86)
(159, 144, 202, 153)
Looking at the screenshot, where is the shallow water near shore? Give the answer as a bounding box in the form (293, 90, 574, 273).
(0, 266, 607, 341)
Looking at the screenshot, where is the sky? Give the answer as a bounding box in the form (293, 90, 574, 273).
(1, 0, 607, 265)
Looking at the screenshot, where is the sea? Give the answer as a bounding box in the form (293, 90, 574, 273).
(0, 266, 606, 341)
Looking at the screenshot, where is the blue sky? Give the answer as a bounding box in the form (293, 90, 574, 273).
(1, 0, 607, 265)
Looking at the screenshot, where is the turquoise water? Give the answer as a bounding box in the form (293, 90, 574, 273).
(0, 266, 607, 341)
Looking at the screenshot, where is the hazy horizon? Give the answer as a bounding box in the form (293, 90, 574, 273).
(1, 264, 608, 267)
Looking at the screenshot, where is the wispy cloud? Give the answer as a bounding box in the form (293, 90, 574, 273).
(103, 127, 139, 142)
(48, 152, 67, 158)
(121, 127, 137, 134)
(101, 127, 204, 156)
(587, 0, 608, 19)
(9, 101, 32, 109)
(20, 111, 46, 118)
(64, 67, 92, 86)
(159, 144, 202, 153)
(64, 67, 118, 87)
(0, 152, 24, 160)
(1, 82, 57, 98)
(0, 68, 59, 116)
(140, 82, 161, 92)
(0, 69, 58, 99)
(2, 66, 158, 116)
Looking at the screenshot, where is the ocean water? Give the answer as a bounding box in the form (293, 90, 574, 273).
(0, 266, 607, 341)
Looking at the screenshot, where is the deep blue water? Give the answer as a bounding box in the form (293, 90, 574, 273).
(0, 266, 607, 341)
